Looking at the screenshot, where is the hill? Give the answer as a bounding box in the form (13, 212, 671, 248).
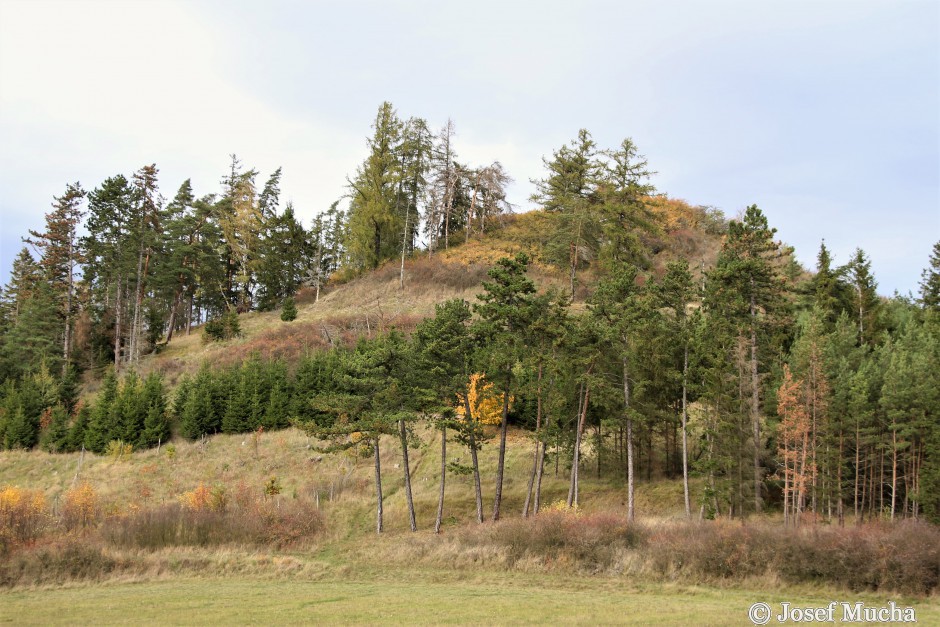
(134, 202, 726, 389)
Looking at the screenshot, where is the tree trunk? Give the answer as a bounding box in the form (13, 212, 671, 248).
(854, 418, 861, 523)
(783, 439, 790, 527)
(568, 382, 585, 507)
(568, 384, 591, 508)
(165, 277, 185, 344)
(492, 383, 511, 522)
(623, 356, 635, 521)
(399, 199, 409, 290)
(464, 391, 483, 524)
(523, 442, 538, 518)
(523, 363, 542, 518)
(749, 290, 762, 514)
(374, 436, 383, 534)
(185, 294, 193, 335)
(435, 424, 446, 534)
(837, 430, 845, 527)
(113, 279, 123, 371)
(130, 244, 146, 363)
(681, 345, 691, 519)
(891, 427, 897, 521)
(534, 440, 545, 514)
(399, 419, 417, 532)
(62, 238, 74, 375)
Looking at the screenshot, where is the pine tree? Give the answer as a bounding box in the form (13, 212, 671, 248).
(811, 241, 849, 328)
(0, 248, 42, 326)
(589, 262, 649, 519)
(413, 298, 479, 529)
(297, 333, 415, 533)
(83, 174, 136, 368)
(0, 277, 61, 379)
(116, 371, 146, 444)
(180, 365, 226, 439)
(5, 405, 36, 449)
(425, 119, 459, 253)
(127, 165, 162, 363)
(705, 204, 788, 515)
(473, 253, 537, 520)
(655, 260, 697, 518)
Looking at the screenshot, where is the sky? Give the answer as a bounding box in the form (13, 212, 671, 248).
(0, 0, 937, 296)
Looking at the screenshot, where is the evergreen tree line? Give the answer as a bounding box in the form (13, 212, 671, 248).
(0, 367, 169, 454)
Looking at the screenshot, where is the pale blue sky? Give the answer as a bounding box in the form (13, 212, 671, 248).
(1, 0, 937, 295)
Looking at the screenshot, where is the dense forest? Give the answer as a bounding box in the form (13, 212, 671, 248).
(2, 101, 939, 530)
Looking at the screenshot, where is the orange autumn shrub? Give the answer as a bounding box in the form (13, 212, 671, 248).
(0, 486, 50, 553)
(61, 482, 100, 531)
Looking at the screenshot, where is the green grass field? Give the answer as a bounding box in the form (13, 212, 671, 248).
(4, 574, 937, 625)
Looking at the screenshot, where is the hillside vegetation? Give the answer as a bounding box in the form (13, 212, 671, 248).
(3, 103, 940, 627)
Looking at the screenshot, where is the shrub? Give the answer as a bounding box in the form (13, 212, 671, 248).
(460, 510, 645, 572)
(280, 297, 297, 322)
(106, 439, 133, 461)
(0, 542, 116, 587)
(203, 310, 241, 343)
(103, 496, 324, 550)
(180, 483, 227, 512)
(0, 486, 50, 554)
(61, 482, 100, 531)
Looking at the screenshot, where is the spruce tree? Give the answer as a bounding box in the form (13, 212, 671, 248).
(919, 241, 940, 311)
(139, 372, 170, 448)
(280, 296, 297, 322)
(67, 403, 90, 451)
(41, 404, 71, 453)
(84, 368, 119, 452)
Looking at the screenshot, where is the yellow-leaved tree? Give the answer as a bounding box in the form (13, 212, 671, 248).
(455, 373, 511, 426)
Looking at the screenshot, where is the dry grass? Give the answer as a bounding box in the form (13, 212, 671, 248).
(3, 423, 938, 597)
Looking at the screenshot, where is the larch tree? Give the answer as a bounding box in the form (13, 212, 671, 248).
(346, 102, 404, 270)
(25, 182, 86, 374)
(595, 138, 657, 267)
(846, 248, 881, 346)
(531, 129, 601, 298)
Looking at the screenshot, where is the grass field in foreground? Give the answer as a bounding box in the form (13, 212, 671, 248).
(2, 576, 938, 625)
